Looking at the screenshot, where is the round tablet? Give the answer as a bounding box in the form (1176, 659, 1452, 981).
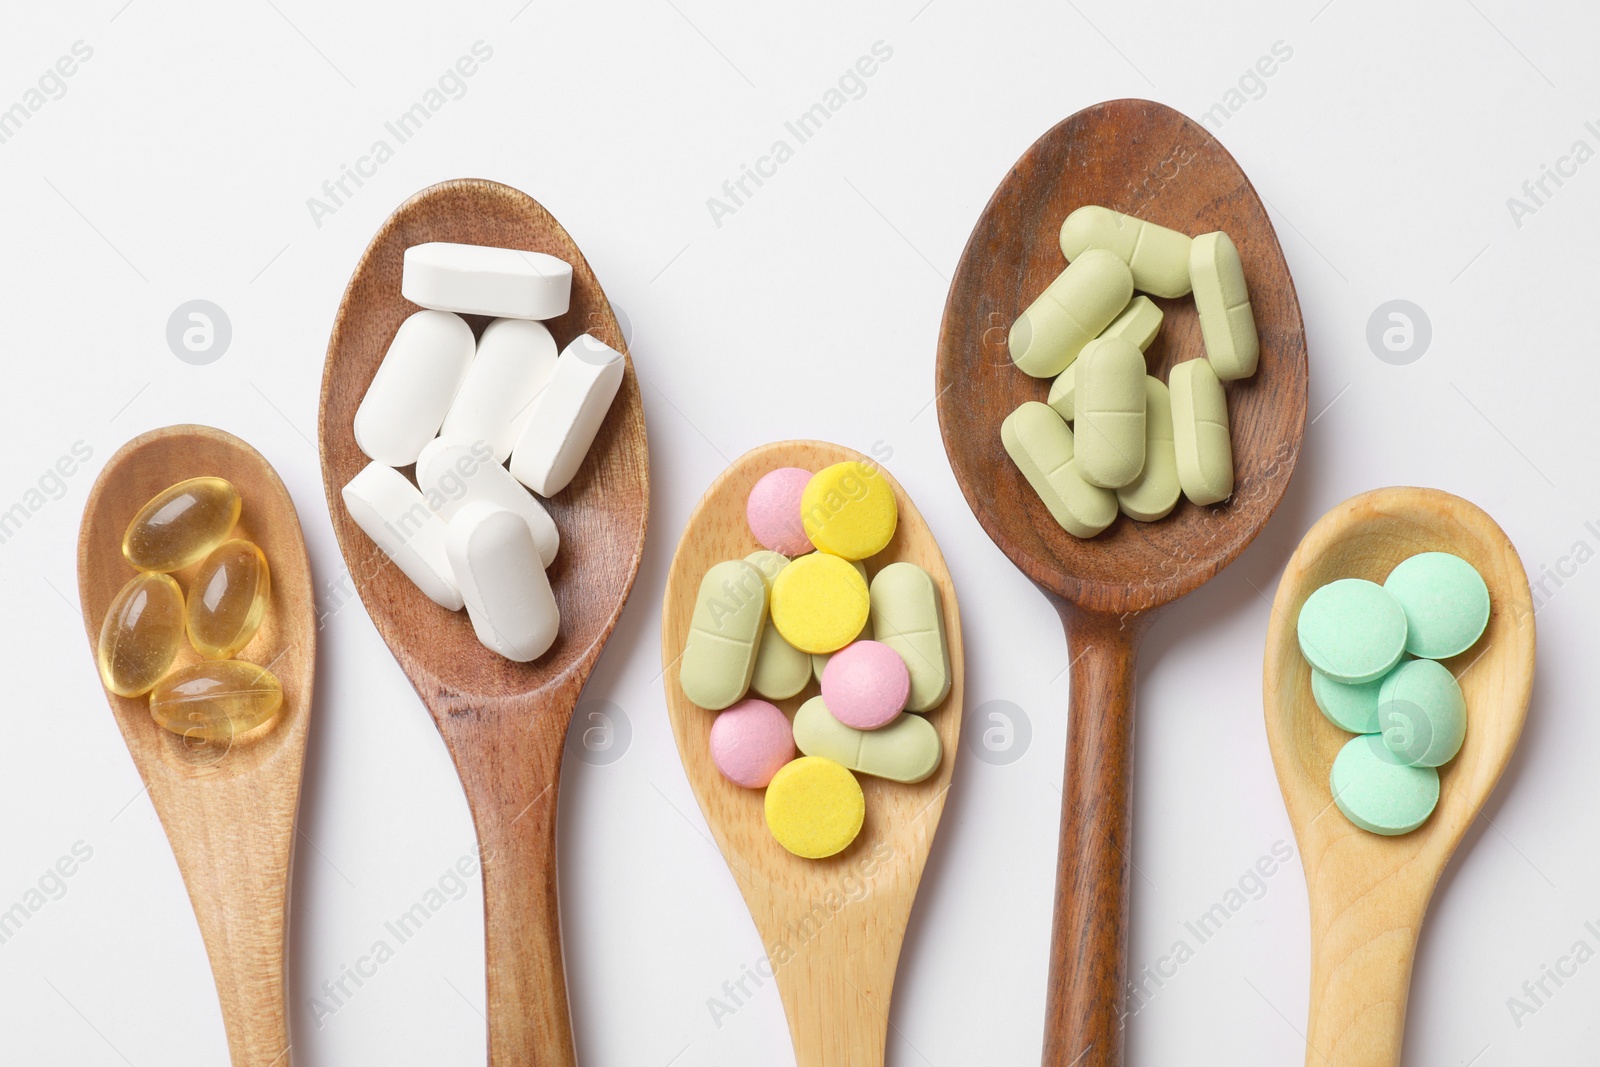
(1296, 578, 1408, 684)
(801, 461, 898, 560)
(1330, 733, 1440, 836)
(747, 468, 814, 556)
(1376, 659, 1466, 768)
(764, 756, 866, 859)
(821, 641, 911, 730)
(1310, 668, 1386, 734)
(1383, 552, 1490, 660)
(709, 699, 796, 788)
(770, 553, 871, 654)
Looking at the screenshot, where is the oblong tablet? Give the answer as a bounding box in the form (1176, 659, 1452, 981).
(1297, 578, 1408, 685)
(440, 317, 558, 462)
(793, 696, 942, 784)
(1190, 231, 1259, 380)
(1330, 733, 1439, 836)
(341, 461, 462, 610)
(1169, 358, 1234, 506)
(509, 334, 625, 497)
(402, 242, 573, 320)
(869, 562, 951, 712)
(1377, 658, 1466, 768)
(679, 559, 768, 710)
(1073, 336, 1147, 489)
(445, 502, 560, 662)
(1059, 206, 1193, 298)
(1383, 552, 1491, 660)
(1001, 401, 1116, 538)
(1009, 249, 1133, 378)
(743, 551, 812, 701)
(417, 436, 559, 567)
(1101, 295, 1164, 352)
(1117, 377, 1181, 522)
(354, 309, 475, 466)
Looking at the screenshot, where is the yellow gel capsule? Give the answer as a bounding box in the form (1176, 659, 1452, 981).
(186, 539, 271, 659)
(800, 461, 898, 561)
(764, 756, 865, 859)
(96, 572, 185, 697)
(149, 659, 284, 741)
(123, 477, 242, 572)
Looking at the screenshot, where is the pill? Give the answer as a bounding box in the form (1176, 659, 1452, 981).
(417, 436, 559, 568)
(1073, 336, 1147, 489)
(445, 502, 561, 662)
(1117, 377, 1182, 522)
(1310, 668, 1386, 734)
(353, 309, 476, 466)
(1168, 358, 1234, 506)
(764, 756, 865, 859)
(509, 334, 625, 497)
(1001, 402, 1117, 539)
(1009, 249, 1133, 378)
(771, 553, 871, 655)
(122, 477, 241, 572)
(1190, 231, 1259, 380)
(747, 468, 815, 557)
(1101, 295, 1164, 352)
(821, 641, 910, 730)
(868, 562, 951, 713)
(1382, 552, 1491, 660)
(402, 241, 573, 320)
(96, 572, 185, 697)
(743, 551, 811, 701)
(341, 462, 463, 611)
(150, 659, 284, 742)
(440, 318, 559, 463)
(1377, 659, 1466, 768)
(1297, 578, 1408, 685)
(709, 698, 796, 788)
(793, 696, 942, 784)
(801, 461, 898, 561)
(1059, 206, 1193, 299)
(186, 539, 271, 660)
(680, 559, 768, 710)
(1046, 364, 1077, 422)
(811, 560, 871, 683)
(1329, 733, 1439, 836)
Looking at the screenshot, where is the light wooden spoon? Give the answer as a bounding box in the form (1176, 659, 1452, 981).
(936, 98, 1308, 1064)
(318, 178, 647, 1066)
(77, 423, 315, 1067)
(661, 441, 963, 1067)
(1264, 486, 1535, 1065)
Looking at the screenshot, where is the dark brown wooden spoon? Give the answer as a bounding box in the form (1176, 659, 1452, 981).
(318, 179, 648, 1065)
(936, 99, 1308, 1065)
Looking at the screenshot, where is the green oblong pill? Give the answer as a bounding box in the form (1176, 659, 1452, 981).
(1297, 578, 1408, 684)
(1383, 552, 1490, 660)
(1330, 733, 1440, 836)
(793, 696, 942, 784)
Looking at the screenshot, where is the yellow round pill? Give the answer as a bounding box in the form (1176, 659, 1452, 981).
(764, 756, 865, 859)
(801, 461, 898, 560)
(770, 553, 870, 654)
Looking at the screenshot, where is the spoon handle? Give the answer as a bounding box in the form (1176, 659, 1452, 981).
(1043, 608, 1144, 1067)
(1304, 888, 1424, 1065)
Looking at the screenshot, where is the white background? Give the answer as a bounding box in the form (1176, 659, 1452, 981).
(0, 1, 1594, 1064)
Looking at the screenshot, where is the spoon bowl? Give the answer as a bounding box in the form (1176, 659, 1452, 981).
(318, 179, 648, 1065)
(1264, 486, 1534, 1065)
(78, 423, 314, 1066)
(936, 98, 1308, 1064)
(661, 441, 963, 1067)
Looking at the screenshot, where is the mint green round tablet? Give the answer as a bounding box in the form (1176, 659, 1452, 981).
(1297, 578, 1408, 684)
(1383, 552, 1490, 659)
(1310, 668, 1387, 734)
(1330, 733, 1440, 836)
(1376, 658, 1466, 767)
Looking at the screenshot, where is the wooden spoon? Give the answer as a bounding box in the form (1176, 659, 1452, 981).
(1264, 487, 1534, 1065)
(77, 424, 314, 1067)
(317, 179, 648, 1065)
(936, 98, 1308, 1065)
(661, 441, 963, 1067)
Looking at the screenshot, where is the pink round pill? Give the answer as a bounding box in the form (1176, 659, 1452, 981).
(820, 641, 910, 730)
(709, 699, 796, 788)
(746, 467, 814, 556)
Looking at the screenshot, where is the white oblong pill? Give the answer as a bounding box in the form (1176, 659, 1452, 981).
(340, 462, 463, 610)
(416, 436, 559, 567)
(354, 310, 475, 467)
(509, 334, 625, 497)
(445, 501, 560, 662)
(403, 242, 573, 320)
(440, 318, 559, 463)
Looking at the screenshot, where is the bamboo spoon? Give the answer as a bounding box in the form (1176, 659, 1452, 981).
(936, 98, 1308, 1065)
(661, 441, 963, 1067)
(317, 179, 648, 1066)
(77, 424, 314, 1067)
(1264, 487, 1534, 1065)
